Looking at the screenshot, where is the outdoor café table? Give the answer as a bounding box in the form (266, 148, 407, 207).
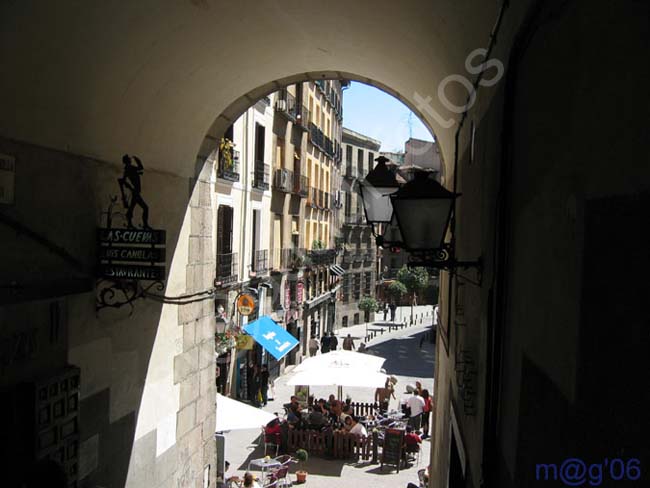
(247, 457, 281, 480)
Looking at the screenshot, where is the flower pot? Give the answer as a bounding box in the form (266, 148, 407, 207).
(295, 470, 308, 484)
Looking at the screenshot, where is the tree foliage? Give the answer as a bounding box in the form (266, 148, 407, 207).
(358, 296, 379, 314)
(397, 266, 429, 295)
(386, 280, 408, 301)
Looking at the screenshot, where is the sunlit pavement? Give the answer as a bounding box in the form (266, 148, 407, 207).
(222, 306, 436, 487)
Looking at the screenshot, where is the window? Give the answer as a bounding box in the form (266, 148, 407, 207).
(364, 271, 372, 295)
(353, 313, 360, 325)
(342, 316, 348, 327)
(275, 137, 284, 169)
(357, 148, 364, 175)
(346, 145, 352, 164)
(255, 124, 265, 164)
(217, 205, 234, 254)
(353, 273, 361, 299)
(368, 151, 374, 167)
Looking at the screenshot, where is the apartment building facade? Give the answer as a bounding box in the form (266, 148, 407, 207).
(271, 80, 346, 357)
(339, 127, 379, 326)
(212, 97, 274, 399)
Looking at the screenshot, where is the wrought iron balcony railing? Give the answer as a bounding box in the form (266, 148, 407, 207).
(252, 249, 269, 273)
(273, 168, 294, 192)
(217, 147, 240, 182)
(280, 248, 307, 269)
(275, 89, 298, 121)
(293, 173, 309, 197)
(307, 248, 337, 267)
(253, 161, 270, 190)
(344, 213, 365, 225)
(216, 252, 238, 284)
(308, 187, 318, 208)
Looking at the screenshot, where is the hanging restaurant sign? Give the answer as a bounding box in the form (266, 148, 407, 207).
(96, 155, 166, 282)
(97, 228, 167, 280)
(236, 293, 257, 316)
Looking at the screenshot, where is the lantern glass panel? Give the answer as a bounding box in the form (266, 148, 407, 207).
(392, 197, 453, 250)
(359, 184, 397, 224)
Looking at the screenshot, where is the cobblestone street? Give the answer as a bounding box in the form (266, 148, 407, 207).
(222, 306, 436, 488)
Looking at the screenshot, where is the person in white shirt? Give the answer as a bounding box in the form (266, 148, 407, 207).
(407, 392, 425, 431)
(345, 415, 368, 437)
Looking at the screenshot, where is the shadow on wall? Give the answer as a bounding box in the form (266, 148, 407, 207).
(0, 137, 198, 488)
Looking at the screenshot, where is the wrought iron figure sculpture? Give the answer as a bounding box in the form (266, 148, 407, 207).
(118, 154, 150, 229)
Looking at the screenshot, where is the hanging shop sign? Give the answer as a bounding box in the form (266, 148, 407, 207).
(236, 293, 257, 316)
(235, 334, 255, 350)
(97, 229, 167, 280)
(296, 281, 304, 303)
(96, 155, 166, 282)
(243, 316, 299, 361)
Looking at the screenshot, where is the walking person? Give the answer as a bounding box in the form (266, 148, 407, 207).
(389, 303, 397, 322)
(259, 365, 270, 406)
(421, 389, 433, 439)
(407, 389, 425, 431)
(342, 333, 355, 351)
(329, 331, 339, 351)
(248, 364, 260, 407)
(321, 331, 331, 354)
(309, 335, 320, 357)
(382, 302, 389, 321)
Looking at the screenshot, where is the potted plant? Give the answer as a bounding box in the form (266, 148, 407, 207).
(294, 449, 309, 484)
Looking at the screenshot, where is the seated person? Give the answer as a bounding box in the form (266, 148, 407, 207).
(307, 409, 328, 429)
(327, 394, 336, 408)
(339, 404, 352, 429)
(345, 415, 368, 437)
(242, 472, 261, 488)
(403, 426, 422, 462)
(265, 418, 282, 437)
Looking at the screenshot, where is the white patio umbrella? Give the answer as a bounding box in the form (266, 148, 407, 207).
(215, 393, 277, 432)
(294, 350, 386, 373)
(287, 367, 388, 388)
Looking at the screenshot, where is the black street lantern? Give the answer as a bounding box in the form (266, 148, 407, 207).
(389, 171, 456, 252)
(358, 156, 400, 230)
(389, 170, 482, 273)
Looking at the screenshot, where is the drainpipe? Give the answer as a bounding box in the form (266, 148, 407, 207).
(240, 109, 250, 289)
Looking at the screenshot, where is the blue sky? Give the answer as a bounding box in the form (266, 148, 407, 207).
(342, 81, 434, 152)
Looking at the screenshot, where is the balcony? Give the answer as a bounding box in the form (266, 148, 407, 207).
(216, 252, 238, 285)
(217, 147, 240, 182)
(253, 161, 270, 190)
(296, 106, 310, 131)
(345, 163, 357, 179)
(344, 213, 365, 226)
(307, 248, 337, 267)
(273, 168, 294, 193)
(280, 248, 306, 270)
(323, 192, 331, 211)
(252, 249, 269, 273)
(275, 89, 298, 122)
(293, 173, 309, 197)
(307, 187, 318, 208)
(309, 123, 324, 150)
